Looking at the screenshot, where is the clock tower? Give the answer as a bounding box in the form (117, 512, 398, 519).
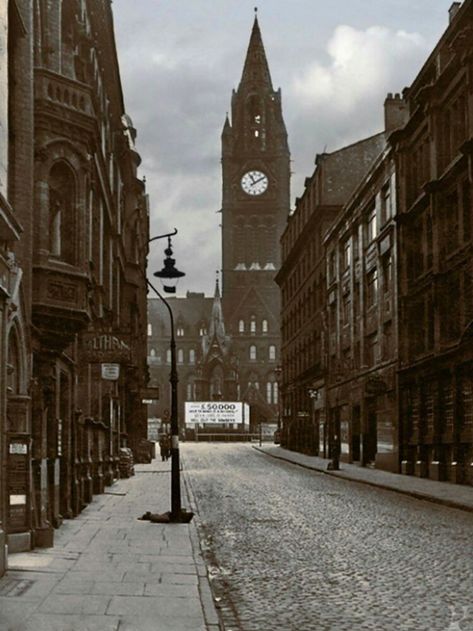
(221, 12, 290, 424)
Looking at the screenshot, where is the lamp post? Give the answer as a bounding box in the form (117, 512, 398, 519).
(147, 229, 192, 523)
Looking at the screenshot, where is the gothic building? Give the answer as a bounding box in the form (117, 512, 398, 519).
(220, 14, 289, 423)
(0, 0, 150, 572)
(147, 14, 288, 429)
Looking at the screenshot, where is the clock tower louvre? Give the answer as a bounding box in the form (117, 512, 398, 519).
(221, 13, 290, 427)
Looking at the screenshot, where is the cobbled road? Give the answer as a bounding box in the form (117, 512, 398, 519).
(182, 442, 473, 631)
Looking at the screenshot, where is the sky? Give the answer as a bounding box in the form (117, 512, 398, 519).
(113, 0, 456, 296)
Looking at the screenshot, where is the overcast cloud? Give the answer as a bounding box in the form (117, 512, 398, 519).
(113, 0, 455, 296)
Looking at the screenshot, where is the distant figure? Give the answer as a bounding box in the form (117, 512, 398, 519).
(159, 434, 170, 462)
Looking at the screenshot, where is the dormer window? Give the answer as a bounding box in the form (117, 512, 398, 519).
(250, 316, 256, 334)
(176, 327, 185, 337)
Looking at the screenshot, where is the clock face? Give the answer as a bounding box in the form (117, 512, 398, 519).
(241, 170, 269, 196)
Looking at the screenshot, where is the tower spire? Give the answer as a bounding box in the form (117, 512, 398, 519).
(239, 10, 273, 90)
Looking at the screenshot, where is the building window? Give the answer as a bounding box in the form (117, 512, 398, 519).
(177, 327, 185, 337)
(366, 206, 377, 243)
(149, 348, 156, 357)
(366, 269, 378, 308)
(49, 162, 76, 264)
(328, 250, 336, 283)
(365, 334, 377, 367)
(249, 345, 257, 360)
(266, 381, 278, 404)
(199, 325, 207, 336)
(382, 256, 392, 293)
(342, 239, 351, 270)
(380, 183, 391, 225)
(189, 349, 195, 364)
(262, 319, 268, 333)
(147, 323, 153, 336)
(177, 349, 184, 364)
(250, 316, 256, 334)
(239, 319, 245, 333)
(166, 349, 171, 364)
(269, 345, 276, 361)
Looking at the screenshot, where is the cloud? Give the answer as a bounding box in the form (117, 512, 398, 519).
(288, 24, 430, 189)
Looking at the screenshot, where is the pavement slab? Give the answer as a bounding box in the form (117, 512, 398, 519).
(0, 457, 221, 631)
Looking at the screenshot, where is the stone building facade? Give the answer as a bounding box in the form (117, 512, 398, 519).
(395, 0, 473, 483)
(0, 0, 149, 573)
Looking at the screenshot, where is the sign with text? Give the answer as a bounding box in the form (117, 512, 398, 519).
(82, 333, 131, 364)
(7, 434, 30, 533)
(185, 401, 249, 426)
(101, 363, 120, 381)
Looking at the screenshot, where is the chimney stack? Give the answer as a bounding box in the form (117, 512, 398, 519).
(449, 2, 461, 23)
(384, 93, 408, 134)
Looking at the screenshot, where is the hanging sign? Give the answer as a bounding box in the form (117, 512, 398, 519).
(101, 363, 120, 381)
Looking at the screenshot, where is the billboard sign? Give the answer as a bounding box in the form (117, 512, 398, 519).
(185, 401, 249, 426)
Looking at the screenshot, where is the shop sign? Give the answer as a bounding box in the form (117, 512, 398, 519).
(101, 363, 120, 381)
(7, 434, 30, 533)
(141, 386, 160, 401)
(82, 333, 131, 363)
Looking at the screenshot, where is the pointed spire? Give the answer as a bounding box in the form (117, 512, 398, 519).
(239, 10, 273, 91)
(222, 112, 232, 136)
(208, 271, 225, 341)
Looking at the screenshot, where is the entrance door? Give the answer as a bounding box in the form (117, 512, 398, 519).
(351, 406, 361, 462)
(363, 407, 377, 465)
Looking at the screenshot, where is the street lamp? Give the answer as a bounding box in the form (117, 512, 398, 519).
(146, 229, 193, 523)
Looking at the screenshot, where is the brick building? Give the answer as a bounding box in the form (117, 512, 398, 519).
(395, 0, 473, 483)
(324, 98, 406, 472)
(276, 135, 385, 456)
(278, 2, 473, 484)
(0, 0, 149, 571)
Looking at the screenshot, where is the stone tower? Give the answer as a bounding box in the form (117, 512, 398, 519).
(221, 12, 290, 425)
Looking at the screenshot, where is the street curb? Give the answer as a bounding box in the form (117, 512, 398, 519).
(181, 460, 225, 631)
(252, 445, 473, 514)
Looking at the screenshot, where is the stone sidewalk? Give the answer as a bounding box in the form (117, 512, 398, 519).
(0, 458, 221, 631)
(254, 444, 473, 512)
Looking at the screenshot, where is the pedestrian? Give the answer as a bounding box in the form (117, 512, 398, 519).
(159, 434, 169, 462)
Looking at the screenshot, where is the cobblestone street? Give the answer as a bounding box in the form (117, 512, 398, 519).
(182, 443, 473, 631)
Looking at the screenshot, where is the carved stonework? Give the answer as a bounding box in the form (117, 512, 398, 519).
(47, 281, 77, 303)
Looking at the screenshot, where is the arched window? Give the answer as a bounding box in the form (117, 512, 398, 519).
(249, 345, 257, 360)
(189, 349, 195, 364)
(262, 319, 268, 333)
(177, 327, 185, 337)
(49, 162, 76, 264)
(269, 345, 276, 361)
(147, 323, 152, 336)
(177, 349, 184, 364)
(250, 316, 256, 334)
(238, 319, 245, 333)
(166, 349, 171, 364)
(266, 381, 278, 404)
(149, 348, 156, 357)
